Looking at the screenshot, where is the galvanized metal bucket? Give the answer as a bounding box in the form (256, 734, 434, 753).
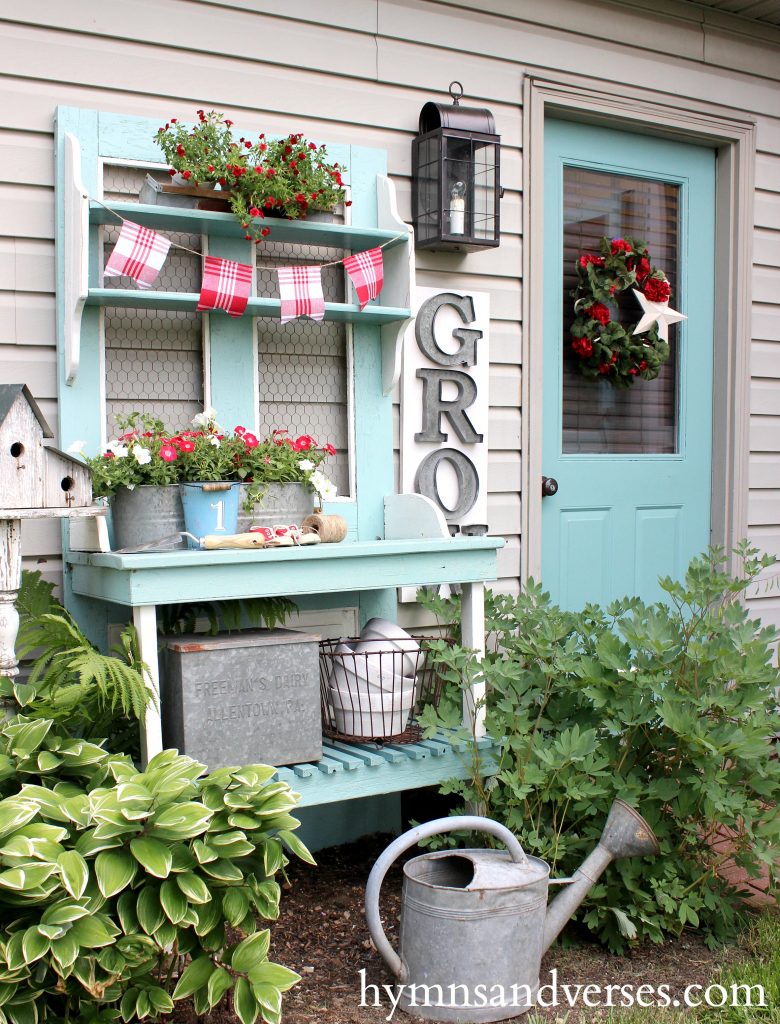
(179, 482, 240, 548)
(110, 484, 184, 551)
(237, 482, 314, 533)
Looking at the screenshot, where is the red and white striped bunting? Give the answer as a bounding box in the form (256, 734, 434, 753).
(103, 220, 171, 289)
(197, 256, 253, 317)
(342, 247, 384, 310)
(277, 265, 325, 324)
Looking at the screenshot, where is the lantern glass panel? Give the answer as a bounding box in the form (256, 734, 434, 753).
(443, 134, 474, 238)
(415, 135, 441, 245)
(473, 140, 498, 241)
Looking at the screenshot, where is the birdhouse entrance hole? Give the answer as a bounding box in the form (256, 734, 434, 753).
(10, 442, 24, 458)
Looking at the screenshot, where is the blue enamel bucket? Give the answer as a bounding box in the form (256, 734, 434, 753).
(179, 482, 240, 548)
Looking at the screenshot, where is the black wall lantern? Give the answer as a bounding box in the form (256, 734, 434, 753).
(412, 82, 501, 252)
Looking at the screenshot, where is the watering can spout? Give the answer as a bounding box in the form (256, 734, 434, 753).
(542, 799, 659, 953)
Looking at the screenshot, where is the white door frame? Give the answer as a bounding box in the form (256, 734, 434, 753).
(521, 73, 756, 582)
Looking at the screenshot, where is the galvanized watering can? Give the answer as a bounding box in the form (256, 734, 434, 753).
(365, 800, 659, 1022)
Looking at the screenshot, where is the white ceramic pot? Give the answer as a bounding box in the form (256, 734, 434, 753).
(359, 618, 421, 677)
(328, 682, 414, 738)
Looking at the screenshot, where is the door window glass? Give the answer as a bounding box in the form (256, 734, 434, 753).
(561, 167, 679, 454)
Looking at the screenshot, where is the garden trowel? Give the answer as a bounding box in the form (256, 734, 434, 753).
(114, 531, 320, 553)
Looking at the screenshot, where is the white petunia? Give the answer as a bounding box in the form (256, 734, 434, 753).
(106, 441, 129, 458)
(132, 445, 152, 466)
(192, 407, 222, 432)
(298, 459, 314, 472)
(311, 470, 337, 502)
(66, 439, 86, 454)
(209, 435, 221, 448)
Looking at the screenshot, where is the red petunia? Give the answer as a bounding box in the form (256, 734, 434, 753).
(159, 443, 178, 463)
(179, 439, 196, 453)
(323, 443, 337, 456)
(243, 433, 259, 448)
(293, 435, 314, 451)
(234, 425, 246, 436)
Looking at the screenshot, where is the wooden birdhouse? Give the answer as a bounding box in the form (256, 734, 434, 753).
(0, 383, 92, 512)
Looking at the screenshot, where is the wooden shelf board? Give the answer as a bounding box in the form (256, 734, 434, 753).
(277, 733, 498, 807)
(66, 536, 504, 607)
(85, 289, 410, 325)
(89, 200, 408, 251)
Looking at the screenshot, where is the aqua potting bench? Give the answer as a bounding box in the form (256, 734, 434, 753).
(54, 107, 502, 817)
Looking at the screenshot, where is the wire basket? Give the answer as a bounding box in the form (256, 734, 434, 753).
(319, 636, 446, 744)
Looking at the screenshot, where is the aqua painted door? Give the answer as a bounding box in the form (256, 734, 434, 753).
(541, 120, 715, 608)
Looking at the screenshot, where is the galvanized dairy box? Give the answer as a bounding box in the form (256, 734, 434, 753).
(163, 628, 322, 768)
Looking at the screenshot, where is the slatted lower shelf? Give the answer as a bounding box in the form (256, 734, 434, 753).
(275, 732, 499, 807)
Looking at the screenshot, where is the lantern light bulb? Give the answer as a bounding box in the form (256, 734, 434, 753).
(449, 180, 466, 235)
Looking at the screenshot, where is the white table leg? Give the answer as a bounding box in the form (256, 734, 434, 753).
(460, 581, 486, 738)
(0, 519, 22, 683)
(133, 604, 163, 765)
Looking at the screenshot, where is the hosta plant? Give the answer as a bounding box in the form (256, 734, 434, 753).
(0, 716, 313, 1024)
(418, 543, 780, 951)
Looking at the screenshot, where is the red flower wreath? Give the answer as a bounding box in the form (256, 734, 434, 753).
(569, 236, 674, 388)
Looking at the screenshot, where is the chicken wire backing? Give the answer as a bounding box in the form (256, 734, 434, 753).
(102, 165, 204, 438)
(257, 240, 351, 497)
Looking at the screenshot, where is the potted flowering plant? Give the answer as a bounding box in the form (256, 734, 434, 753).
(76, 410, 337, 548)
(154, 111, 349, 243)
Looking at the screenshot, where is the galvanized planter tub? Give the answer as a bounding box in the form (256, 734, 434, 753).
(237, 482, 315, 532)
(111, 485, 184, 550)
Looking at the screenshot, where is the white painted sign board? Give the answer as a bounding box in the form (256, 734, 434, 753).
(400, 287, 490, 529)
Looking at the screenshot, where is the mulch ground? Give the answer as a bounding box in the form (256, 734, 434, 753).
(169, 830, 743, 1024)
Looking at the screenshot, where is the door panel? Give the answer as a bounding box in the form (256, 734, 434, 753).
(542, 120, 715, 607)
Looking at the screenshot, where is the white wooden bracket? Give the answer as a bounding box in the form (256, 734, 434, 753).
(63, 132, 90, 386)
(384, 493, 449, 540)
(377, 175, 414, 396)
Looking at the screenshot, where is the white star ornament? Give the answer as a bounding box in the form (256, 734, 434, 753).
(632, 288, 686, 343)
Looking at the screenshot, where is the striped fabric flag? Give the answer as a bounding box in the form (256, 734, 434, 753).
(103, 220, 171, 289)
(343, 247, 384, 310)
(197, 256, 253, 317)
(277, 265, 325, 324)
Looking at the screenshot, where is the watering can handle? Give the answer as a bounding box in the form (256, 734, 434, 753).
(365, 815, 528, 982)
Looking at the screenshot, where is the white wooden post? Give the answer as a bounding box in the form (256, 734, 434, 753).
(460, 580, 486, 738)
(133, 604, 163, 765)
(0, 519, 22, 682)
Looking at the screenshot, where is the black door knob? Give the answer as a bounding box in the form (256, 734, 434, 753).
(542, 476, 559, 497)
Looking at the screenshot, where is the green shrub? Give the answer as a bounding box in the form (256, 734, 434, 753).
(0, 715, 313, 1024)
(419, 544, 780, 951)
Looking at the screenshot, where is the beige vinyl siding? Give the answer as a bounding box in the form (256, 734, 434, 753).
(0, 0, 778, 618)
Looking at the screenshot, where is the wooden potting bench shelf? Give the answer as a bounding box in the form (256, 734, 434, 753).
(277, 733, 500, 807)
